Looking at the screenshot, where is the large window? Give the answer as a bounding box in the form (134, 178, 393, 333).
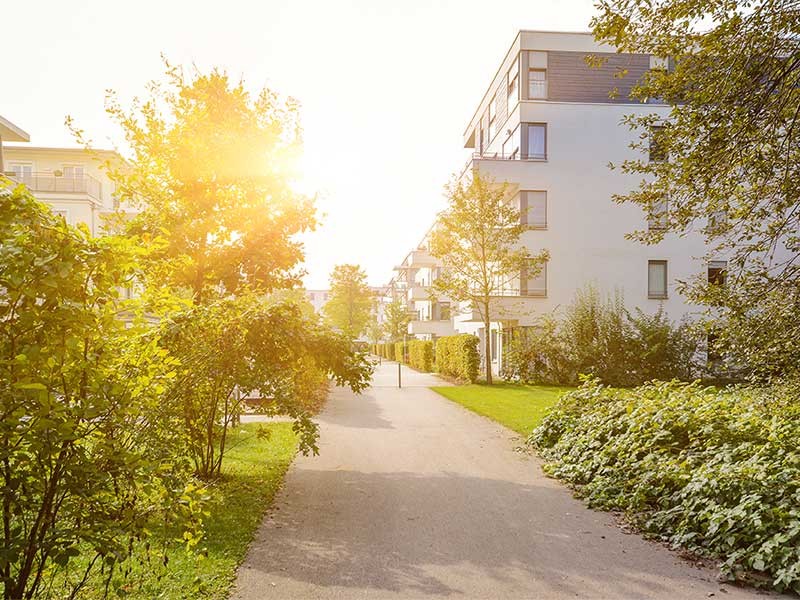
(526, 124, 547, 160)
(503, 125, 520, 159)
(708, 260, 727, 286)
(648, 199, 668, 230)
(648, 260, 668, 299)
(8, 162, 32, 181)
(525, 260, 547, 297)
(507, 57, 519, 115)
(529, 68, 547, 99)
(519, 191, 547, 228)
(649, 125, 667, 162)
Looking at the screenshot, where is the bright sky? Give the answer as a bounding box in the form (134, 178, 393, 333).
(3, 0, 596, 289)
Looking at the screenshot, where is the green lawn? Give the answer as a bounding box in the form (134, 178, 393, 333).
(431, 383, 574, 436)
(78, 422, 298, 600)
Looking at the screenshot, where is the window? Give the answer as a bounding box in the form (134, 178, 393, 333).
(63, 165, 85, 179)
(503, 125, 520, 159)
(648, 199, 668, 230)
(529, 68, 547, 99)
(490, 329, 498, 361)
(518, 191, 547, 228)
(487, 96, 496, 142)
(439, 302, 451, 321)
(526, 124, 547, 160)
(708, 260, 727, 286)
(8, 163, 32, 181)
(649, 125, 667, 162)
(525, 261, 547, 297)
(507, 57, 519, 114)
(648, 260, 668, 298)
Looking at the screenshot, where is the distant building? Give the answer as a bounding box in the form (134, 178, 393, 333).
(305, 289, 331, 314)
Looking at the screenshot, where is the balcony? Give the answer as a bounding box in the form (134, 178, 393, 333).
(408, 319, 456, 337)
(407, 248, 439, 268)
(4, 172, 103, 203)
(407, 285, 433, 302)
(460, 150, 547, 181)
(457, 291, 545, 322)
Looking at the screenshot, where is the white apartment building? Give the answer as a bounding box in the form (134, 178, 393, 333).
(395, 30, 721, 375)
(1, 115, 129, 235)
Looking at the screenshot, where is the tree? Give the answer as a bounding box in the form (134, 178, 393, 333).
(430, 172, 548, 384)
(73, 60, 316, 303)
(0, 183, 199, 599)
(383, 295, 411, 342)
(323, 264, 373, 339)
(590, 0, 800, 376)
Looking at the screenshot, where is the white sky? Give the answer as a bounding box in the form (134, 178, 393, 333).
(3, 0, 596, 288)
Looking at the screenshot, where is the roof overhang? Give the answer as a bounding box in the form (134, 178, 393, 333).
(0, 116, 30, 142)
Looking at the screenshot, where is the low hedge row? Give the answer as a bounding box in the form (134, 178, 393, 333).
(373, 343, 395, 361)
(530, 379, 800, 593)
(408, 340, 434, 372)
(435, 334, 479, 383)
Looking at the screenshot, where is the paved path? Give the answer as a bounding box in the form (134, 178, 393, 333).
(233, 362, 768, 599)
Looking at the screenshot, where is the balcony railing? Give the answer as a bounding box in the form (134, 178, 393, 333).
(461, 150, 547, 178)
(4, 172, 103, 202)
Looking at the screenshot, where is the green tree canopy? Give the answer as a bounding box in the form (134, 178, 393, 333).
(323, 264, 373, 339)
(80, 60, 316, 302)
(430, 172, 548, 384)
(591, 0, 800, 375)
(383, 295, 412, 342)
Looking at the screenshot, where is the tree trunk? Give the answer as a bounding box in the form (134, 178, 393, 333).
(483, 307, 493, 385)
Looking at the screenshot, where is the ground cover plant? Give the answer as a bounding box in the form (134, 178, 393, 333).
(530, 379, 800, 593)
(432, 384, 572, 435)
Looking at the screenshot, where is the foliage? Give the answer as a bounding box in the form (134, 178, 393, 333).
(374, 342, 395, 361)
(530, 379, 800, 593)
(408, 340, 434, 372)
(502, 285, 702, 386)
(323, 264, 373, 339)
(434, 334, 480, 383)
(0, 184, 199, 600)
(430, 172, 548, 384)
(590, 0, 800, 377)
(382, 296, 411, 342)
(394, 341, 406, 364)
(159, 293, 372, 480)
(432, 383, 572, 436)
(76, 60, 316, 302)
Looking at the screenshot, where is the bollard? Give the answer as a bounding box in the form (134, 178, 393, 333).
(398, 361, 402, 389)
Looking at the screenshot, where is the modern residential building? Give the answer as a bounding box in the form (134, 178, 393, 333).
(305, 289, 331, 314)
(3, 139, 128, 235)
(393, 30, 723, 375)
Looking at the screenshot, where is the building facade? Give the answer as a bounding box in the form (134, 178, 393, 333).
(392, 31, 723, 375)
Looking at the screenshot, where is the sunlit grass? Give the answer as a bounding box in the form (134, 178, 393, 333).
(432, 383, 574, 436)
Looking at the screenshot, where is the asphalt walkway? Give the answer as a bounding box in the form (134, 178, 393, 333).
(233, 361, 767, 599)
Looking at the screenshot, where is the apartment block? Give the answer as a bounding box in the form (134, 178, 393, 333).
(392, 31, 724, 375)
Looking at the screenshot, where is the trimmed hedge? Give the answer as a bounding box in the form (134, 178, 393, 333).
(408, 340, 434, 372)
(530, 379, 800, 593)
(394, 341, 406, 364)
(373, 343, 395, 361)
(435, 334, 479, 382)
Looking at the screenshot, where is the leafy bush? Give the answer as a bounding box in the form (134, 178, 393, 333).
(502, 285, 701, 386)
(408, 340, 434, 372)
(395, 341, 406, 364)
(530, 379, 800, 593)
(435, 334, 480, 382)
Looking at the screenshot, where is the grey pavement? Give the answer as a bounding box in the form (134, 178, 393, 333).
(233, 361, 770, 599)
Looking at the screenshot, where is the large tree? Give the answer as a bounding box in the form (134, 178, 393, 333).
(323, 264, 373, 339)
(430, 172, 548, 384)
(383, 295, 412, 342)
(591, 0, 800, 375)
(75, 60, 316, 303)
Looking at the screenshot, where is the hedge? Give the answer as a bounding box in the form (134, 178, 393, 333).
(394, 341, 406, 364)
(530, 379, 800, 593)
(373, 343, 395, 361)
(408, 340, 434, 372)
(435, 334, 479, 382)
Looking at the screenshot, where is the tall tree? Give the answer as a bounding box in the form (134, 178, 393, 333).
(590, 0, 800, 375)
(383, 295, 412, 342)
(74, 60, 316, 303)
(324, 264, 373, 339)
(430, 172, 548, 384)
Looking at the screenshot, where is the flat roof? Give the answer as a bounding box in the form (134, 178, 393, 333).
(0, 116, 30, 142)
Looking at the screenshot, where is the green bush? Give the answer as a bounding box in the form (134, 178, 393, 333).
(530, 379, 800, 593)
(502, 285, 701, 386)
(394, 341, 406, 363)
(435, 334, 479, 382)
(408, 340, 434, 372)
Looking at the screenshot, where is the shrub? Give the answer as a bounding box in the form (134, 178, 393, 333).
(530, 379, 800, 593)
(502, 285, 702, 386)
(435, 334, 479, 382)
(408, 340, 434, 372)
(394, 341, 406, 363)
